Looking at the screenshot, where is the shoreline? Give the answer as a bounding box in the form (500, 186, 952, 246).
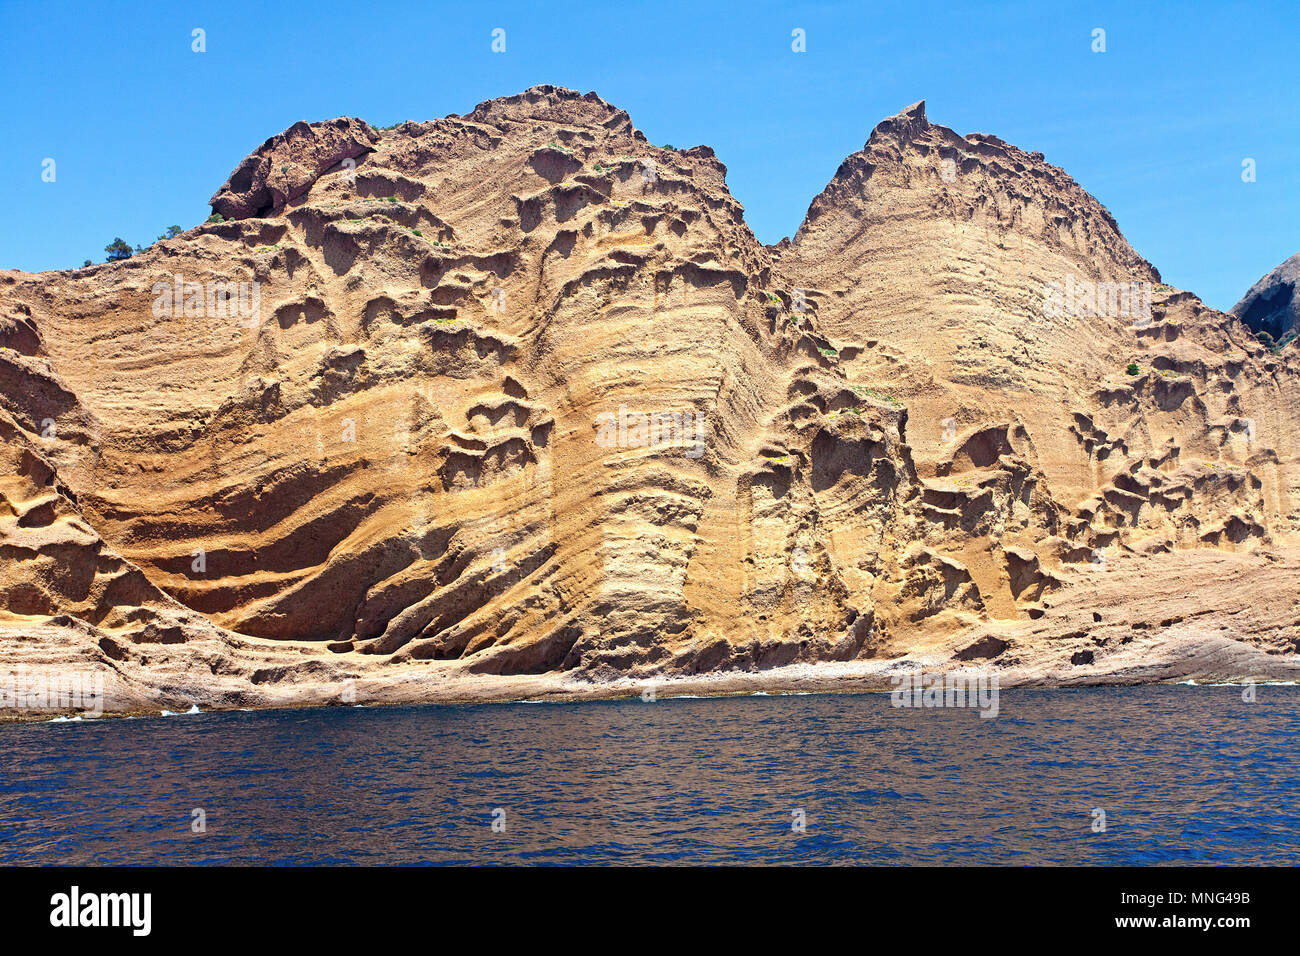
(6, 547, 1300, 726)
(4, 657, 1298, 726)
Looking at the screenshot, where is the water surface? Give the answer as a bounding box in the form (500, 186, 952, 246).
(1, 686, 1296, 864)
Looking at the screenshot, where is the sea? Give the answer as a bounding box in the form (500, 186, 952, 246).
(1, 685, 1296, 865)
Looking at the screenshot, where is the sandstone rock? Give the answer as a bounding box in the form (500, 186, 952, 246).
(2, 87, 1299, 718)
(208, 117, 379, 220)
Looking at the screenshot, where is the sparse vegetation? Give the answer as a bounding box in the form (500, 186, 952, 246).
(104, 237, 132, 261)
(827, 406, 865, 422)
(853, 386, 901, 407)
(1126, 362, 1140, 376)
(1259, 329, 1299, 353)
(206, 213, 226, 224)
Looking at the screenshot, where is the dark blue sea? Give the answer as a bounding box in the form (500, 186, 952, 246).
(1, 686, 1297, 865)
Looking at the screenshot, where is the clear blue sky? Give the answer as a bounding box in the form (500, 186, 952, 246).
(2, 0, 1296, 311)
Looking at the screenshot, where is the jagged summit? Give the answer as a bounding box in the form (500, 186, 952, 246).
(209, 117, 377, 220)
(206, 86, 724, 227)
(866, 98, 930, 145)
(208, 89, 1160, 300)
(463, 84, 638, 134)
(793, 99, 1157, 284)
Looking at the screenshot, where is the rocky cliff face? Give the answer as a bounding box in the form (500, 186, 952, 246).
(775, 101, 1300, 646)
(3, 86, 1299, 716)
(1232, 252, 1300, 348)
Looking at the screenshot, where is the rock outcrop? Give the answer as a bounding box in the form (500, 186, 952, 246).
(1232, 251, 1300, 348)
(3, 86, 1298, 717)
(209, 117, 379, 220)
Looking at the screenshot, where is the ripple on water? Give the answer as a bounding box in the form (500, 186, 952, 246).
(0, 685, 1297, 864)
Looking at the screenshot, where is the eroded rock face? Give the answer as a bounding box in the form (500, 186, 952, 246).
(774, 99, 1300, 653)
(209, 117, 379, 220)
(1232, 251, 1300, 347)
(2, 87, 1299, 716)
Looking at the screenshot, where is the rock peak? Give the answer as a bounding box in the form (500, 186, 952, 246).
(464, 85, 635, 135)
(866, 99, 930, 147)
(209, 117, 377, 220)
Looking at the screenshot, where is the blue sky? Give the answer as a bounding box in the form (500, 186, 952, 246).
(2, 0, 1296, 311)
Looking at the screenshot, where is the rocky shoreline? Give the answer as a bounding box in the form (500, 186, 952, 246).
(5, 547, 1297, 723)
